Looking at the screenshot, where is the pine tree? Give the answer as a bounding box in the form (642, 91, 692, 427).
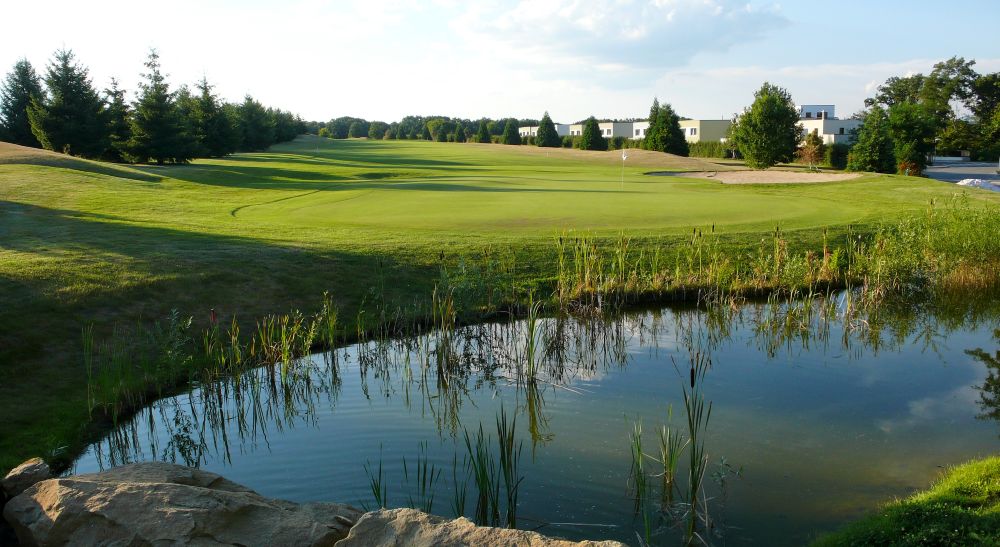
(577, 116, 607, 151)
(453, 121, 464, 143)
(192, 77, 239, 157)
(0, 59, 44, 147)
(239, 95, 275, 151)
(500, 119, 521, 145)
(129, 50, 192, 164)
(28, 49, 108, 158)
(421, 124, 432, 140)
(103, 78, 131, 162)
(648, 103, 689, 156)
(847, 106, 896, 173)
(729, 82, 802, 169)
(535, 112, 560, 147)
(475, 120, 491, 143)
(643, 98, 661, 151)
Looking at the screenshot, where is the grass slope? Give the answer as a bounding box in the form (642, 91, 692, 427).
(813, 457, 1000, 546)
(2, 136, 999, 473)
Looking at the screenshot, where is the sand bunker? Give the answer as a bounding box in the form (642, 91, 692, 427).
(650, 170, 862, 184)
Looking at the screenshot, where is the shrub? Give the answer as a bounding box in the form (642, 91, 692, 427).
(824, 143, 850, 169)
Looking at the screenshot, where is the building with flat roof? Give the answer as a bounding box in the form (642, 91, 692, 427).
(797, 104, 860, 144)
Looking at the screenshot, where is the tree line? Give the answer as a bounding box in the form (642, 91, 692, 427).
(726, 57, 1000, 174)
(0, 49, 305, 164)
(314, 105, 693, 155)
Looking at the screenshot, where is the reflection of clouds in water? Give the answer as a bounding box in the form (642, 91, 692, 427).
(876, 385, 980, 434)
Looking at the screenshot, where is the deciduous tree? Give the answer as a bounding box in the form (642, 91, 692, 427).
(729, 82, 801, 169)
(846, 106, 896, 173)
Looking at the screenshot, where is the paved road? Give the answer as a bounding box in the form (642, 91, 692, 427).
(925, 161, 1000, 183)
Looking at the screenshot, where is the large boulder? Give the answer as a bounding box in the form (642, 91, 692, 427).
(335, 508, 625, 547)
(2, 458, 52, 499)
(3, 462, 361, 546)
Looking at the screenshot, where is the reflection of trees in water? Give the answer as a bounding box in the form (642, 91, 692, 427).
(89, 293, 1000, 471)
(967, 329, 1000, 427)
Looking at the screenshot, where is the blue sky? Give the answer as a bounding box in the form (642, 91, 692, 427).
(3, 0, 997, 123)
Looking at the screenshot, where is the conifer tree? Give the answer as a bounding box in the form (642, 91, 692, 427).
(647, 103, 689, 156)
(129, 50, 192, 163)
(239, 95, 275, 151)
(0, 59, 44, 147)
(103, 78, 131, 162)
(453, 121, 464, 143)
(500, 118, 521, 145)
(577, 116, 607, 151)
(28, 49, 108, 158)
(421, 124, 432, 140)
(475, 120, 491, 143)
(643, 98, 661, 150)
(192, 77, 239, 157)
(535, 112, 560, 147)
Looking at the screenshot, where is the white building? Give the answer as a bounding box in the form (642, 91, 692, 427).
(632, 121, 649, 139)
(518, 124, 571, 138)
(798, 104, 860, 144)
(598, 122, 633, 139)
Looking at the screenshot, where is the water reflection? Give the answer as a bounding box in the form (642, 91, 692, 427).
(75, 292, 1000, 545)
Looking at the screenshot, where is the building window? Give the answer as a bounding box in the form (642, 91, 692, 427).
(839, 127, 845, 135)
(690, 128, 697, 136)
(805, 112, 812, 118)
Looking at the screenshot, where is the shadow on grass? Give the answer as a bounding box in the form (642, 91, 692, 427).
(0, 199, 441, 471)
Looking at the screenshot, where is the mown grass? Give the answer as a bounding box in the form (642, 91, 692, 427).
(2, 136, 1000, 476)
(812, 456, 1000, 546)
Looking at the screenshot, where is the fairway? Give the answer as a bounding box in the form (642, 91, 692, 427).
(2, 136, 1000, 473)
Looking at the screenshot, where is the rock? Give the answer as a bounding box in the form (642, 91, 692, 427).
(334, 508, 625, 547)
(2, 458, 51, 499)
(3, 462, 362, 546)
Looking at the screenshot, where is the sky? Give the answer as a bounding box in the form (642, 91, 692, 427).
(2, 0, 998, 123)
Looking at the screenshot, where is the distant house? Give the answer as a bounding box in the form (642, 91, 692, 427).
(519, 117, 735, 143)
(798, 104, 860, 145)
(677, 120, 731, 143)
(518, 124, 571, 138)
(598, 122, 633, 139)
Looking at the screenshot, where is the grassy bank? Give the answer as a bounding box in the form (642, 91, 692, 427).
(813, 456, 1000, 545)
(2, 136, 1000, 474)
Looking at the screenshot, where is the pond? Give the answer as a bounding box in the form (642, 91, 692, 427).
(72, 294, 1000, 545)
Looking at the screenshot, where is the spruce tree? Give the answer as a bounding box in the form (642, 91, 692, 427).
(643, 98, 661, 150)
(577, 116, 607, 151)
(0, 59, 44, 147)
(648, 103, 689, 156)
(536, 112, 560, 147)
(239, 95, 275, 151)
(847, 106, 896, 173)
(28, 49, 108, 158)
(129, 50, 192, 164)
(453, 121, 464, 143)
(103, 78, 131, 162)
(475, 120, 490, 143)
(729, 82, 801, 169)
(500, 119, 521, 145)
(192, 77, 239, 157)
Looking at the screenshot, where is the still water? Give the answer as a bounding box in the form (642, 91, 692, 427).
(73, 296, 1000, 545)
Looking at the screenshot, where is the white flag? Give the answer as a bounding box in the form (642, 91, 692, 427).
(622, 149, 628, 161)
